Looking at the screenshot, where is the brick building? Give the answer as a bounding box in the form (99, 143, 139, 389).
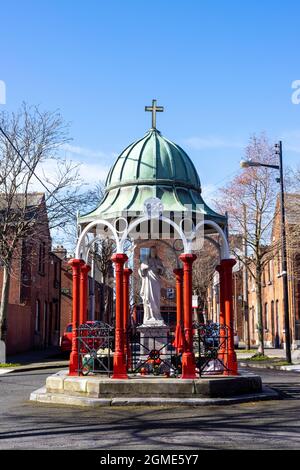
(247, 193, 300, 349)
(0, 194, 61, 355)
(207, 193, 300, 350)
(53, 246, 113, 337)
(207, 259, 244, 342)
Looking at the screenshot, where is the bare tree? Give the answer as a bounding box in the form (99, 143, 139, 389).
(0, 103, 96, 347)
(89, 238, 114, 323)
(215, 133, 280, 355)
(193, 240, 219, 312)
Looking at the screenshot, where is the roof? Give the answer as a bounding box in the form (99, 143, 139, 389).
(106, 128, 201, 192)
(79, 129, 226, 228)
(0, 192, 45, 210)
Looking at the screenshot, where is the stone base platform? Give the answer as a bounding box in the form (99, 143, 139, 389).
(29, 369, 279, 407)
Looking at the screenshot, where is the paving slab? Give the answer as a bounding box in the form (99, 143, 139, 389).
(30, 385, 279, 407)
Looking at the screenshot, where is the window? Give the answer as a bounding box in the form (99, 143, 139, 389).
(251, 306, 255, 338)
(275, 300, 280, 334)
(140, 247, 150, 263)
(35, 300, 41, 332)
(277, 252, 281, 275)
(264, 303, 268, 330)
(54, 303, 59, 331)
(268, 260, 273, 283)
(53, 260, 60, 288)
(271, 300, 275, 336)
(38, 242, 46, 274)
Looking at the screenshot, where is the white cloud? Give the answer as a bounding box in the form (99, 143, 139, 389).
(79, 162, 110, 183)
(61, 143, 110, 159)
(27, 158, 110, 193)
(184, 136, 243, 150)
(281, 130, 300, 153)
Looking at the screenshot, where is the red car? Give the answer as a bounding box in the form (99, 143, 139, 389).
(60, 321, 102, 352)
(60, 323, 72, 352)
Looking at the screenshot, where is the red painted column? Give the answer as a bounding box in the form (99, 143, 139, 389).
(111, 253, 128, 379)
(80, 264, 91, 325)
(123, 267, 132, 368)
(179, 253, 197, 379)
(216, 264, 226, 361)
(68, 258, 84, 376)
(221, 258, 238, 375)
(173, 268, 184, 353)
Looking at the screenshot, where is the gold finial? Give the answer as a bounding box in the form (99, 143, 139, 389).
(145, 99, 164, 129)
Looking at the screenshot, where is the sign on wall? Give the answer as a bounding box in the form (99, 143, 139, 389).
(192, 295, 198, 308)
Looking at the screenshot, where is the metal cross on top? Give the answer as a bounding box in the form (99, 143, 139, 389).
(145, 99, 164, 129)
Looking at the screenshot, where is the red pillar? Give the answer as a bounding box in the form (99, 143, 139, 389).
(123, 267, 132, 368)
(216, 264, 226, 361)
(68, 258, 84, 376)
(80, 264, 91, 325)
(111, 253, 128, 379)
(174, 268, 184, 353)
(179, 253, 197, 379)
(221, 258, 238, 375)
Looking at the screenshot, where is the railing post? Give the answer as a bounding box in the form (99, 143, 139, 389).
(179, 253, 197, 379)
(174, 268, 184, 353)
(111, 253, 128, 379)
(80, 264, 91, 325)
(216, 264, 226, 364)
(220, 258, 238, 375)
(123, 267, 132, 370)
(68, 258, 84, 376)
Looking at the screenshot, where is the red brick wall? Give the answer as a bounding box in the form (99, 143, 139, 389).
(1, 242, 61, 355)
(60, 258, 108, 336)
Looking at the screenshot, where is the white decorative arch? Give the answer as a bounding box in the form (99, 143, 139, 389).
(119, 214, 189, 253)
(192, 220, 230, 259)
(75, 214, 230, 263)
(75, 219, 121, 260)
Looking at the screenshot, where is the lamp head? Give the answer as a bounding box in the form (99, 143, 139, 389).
(240, 159, 260, 168)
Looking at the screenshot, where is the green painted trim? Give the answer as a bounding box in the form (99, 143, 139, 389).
(106, 179, 201, 192)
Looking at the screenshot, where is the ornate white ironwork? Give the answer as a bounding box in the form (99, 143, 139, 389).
(75, 200, 229, 261)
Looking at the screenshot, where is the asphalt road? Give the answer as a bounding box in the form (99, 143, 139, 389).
(0, 367, 300, 450)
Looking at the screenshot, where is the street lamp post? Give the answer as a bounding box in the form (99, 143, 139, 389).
(240, 141, 292, 364)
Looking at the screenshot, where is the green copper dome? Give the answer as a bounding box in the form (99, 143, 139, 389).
(105, 129, 201, 192)
(79, 128, 226, 227)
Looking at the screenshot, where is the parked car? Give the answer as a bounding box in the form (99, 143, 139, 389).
(60, 323, 72, 352)
(60, 320, 113, 353)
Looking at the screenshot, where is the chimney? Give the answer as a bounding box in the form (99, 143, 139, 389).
(53, 245, 67, 260)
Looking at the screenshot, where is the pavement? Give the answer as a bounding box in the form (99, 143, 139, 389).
(4, 346, 69, 373)
(236, 347, 297, 360)
(0, 366, 300, 449)
(237, 348, 300, 372)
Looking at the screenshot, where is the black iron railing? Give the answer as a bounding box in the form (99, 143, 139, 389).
(193, 322, 229, 376)
(127, 328, 181, 377)
(75, 321, 230, 377)
(77, 321, 114, 376)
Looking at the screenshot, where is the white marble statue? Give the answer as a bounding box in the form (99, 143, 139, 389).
(139, 246, 165, 326)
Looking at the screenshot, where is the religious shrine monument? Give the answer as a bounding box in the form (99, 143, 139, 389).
(30, 101, 271, 406)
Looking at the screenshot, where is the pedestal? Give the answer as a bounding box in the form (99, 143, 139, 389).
(136, 324, 171, 373)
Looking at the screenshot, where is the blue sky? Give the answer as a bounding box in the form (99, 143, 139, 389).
(1, 0, 300, 201)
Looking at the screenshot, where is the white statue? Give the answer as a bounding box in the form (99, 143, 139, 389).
(139, 246, 165, 326)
